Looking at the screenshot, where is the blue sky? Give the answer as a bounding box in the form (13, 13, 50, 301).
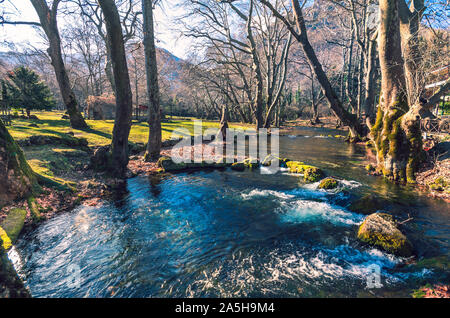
(0, 0, 192, 59)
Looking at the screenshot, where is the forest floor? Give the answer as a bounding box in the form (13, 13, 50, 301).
(415, 135, 450, 201)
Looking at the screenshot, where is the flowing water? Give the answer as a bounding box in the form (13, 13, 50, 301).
(9, 127, 450, 297)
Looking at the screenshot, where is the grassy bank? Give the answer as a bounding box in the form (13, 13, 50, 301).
(9, 111, 251, 146)
(7, 111, 251, 183)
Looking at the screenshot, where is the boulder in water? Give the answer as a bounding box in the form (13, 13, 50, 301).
(243, 158, 260, 170)
(286, 161, 324, 182)
(357, 212, 413, 257)
(158, 156, 230, 172)
(318, 177, 338, 189)
(0, 208, 26, 244)
(261, 154, 290, 168)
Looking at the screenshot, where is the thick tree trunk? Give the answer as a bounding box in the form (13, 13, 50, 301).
(0, 119, 37, 207)
(143, 0, 162, 162)
(98, 0, 133, 178)
(370, 0, 423, 183)
(30, 0, 88, 130)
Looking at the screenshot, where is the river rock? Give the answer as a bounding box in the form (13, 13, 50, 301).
(0, 208, 26, 243)
(318, 177, 338, 189)
(286, 161, 325, 182)
(158, 156, 229, 172)
(357, 212, 413, 257)
(261, 154, 290, 167)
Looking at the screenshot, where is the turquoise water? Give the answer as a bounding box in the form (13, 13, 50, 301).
(9, 127, 450, 297)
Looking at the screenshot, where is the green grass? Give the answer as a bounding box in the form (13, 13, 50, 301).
(8, 111, 252, 147)
(5, 111, 252, 183)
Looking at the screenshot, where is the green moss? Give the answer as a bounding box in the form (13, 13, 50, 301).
(0, 208, 26, 243)
(0, 227, 12, 250)
(158, 156, 232, 172)
(0, 118, 39, 201)
(429, 177, 449, 191)
(411, 285, 430, 298)
(286, 160, 306, 173)
(318, 177, 338, 189)
(243, 158, 260, 169)
(27, 196, 42, 222)
(365, 164, 376, 172)
(261, 155, 290, 168)
(286, 161, 324, 182)
(157, 157, 187, 171)
(357, 213, 413, 257)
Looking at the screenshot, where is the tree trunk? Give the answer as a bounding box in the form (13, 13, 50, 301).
(30, 0, 88, 130)
(292, 0, 365, 138)
(399, 0, 424, 105)
(370, 0, 423, 183)
(98, 0, 133, 178)
(364, 36, 378, 119)
(0, 119, 38, 207)
(142, 0, 162, 162)
(104, 40, 116, 94)
(247, 1, 264, 131)
(217, 105, 229, 141)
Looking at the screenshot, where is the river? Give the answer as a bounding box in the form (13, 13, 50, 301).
(8, 127, 450, 297)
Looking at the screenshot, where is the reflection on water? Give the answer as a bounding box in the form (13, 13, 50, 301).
(10, 127, 450, 297)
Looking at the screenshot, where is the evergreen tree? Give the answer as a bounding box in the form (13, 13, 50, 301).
(4, 66, 56, 117)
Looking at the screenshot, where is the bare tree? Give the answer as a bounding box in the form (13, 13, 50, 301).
(72, 0, 141, 93)
(260, 0, 366, 139)
(142, 0, 162, 161)
(97, 0, 133, 178)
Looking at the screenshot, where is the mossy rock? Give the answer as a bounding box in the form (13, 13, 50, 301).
(365, 164, 376, 172)
(304, 166, 324, 182)
(157, 156, 187, 171)
(357, 212, 413, 257)
(318, 177, 338, 190)
(231, 162, 245, 171)
(261, 154, 291, 168)
(428, 177, 448, 192)
(0, 227, 12, 250)
(158, 156, 230, 172)
(243, 158, 260, 170)
(286, 160, 306, 173)
(0, 208, 26, 244)
(286, 161, 325, 182)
